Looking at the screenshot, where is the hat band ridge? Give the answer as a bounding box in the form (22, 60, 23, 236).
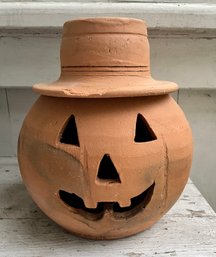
(61, 66, 150, 75)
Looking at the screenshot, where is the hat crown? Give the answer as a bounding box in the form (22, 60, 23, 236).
(33, 17, 178, 98)
(60, 18, 150, 73)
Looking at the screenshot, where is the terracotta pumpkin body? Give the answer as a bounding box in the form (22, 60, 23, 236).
(18, 18, 193, 239)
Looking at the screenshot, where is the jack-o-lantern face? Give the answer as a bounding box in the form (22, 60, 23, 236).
(18, 95, 192, 239)
(58, 111, 157, 219)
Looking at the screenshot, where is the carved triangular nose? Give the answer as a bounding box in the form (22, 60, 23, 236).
(97, 154, 121, 183)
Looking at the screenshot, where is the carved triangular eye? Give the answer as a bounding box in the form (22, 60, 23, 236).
(134, 113, 157, 142)
(97, 154, 121, 183)
(60, 115, 80, 146)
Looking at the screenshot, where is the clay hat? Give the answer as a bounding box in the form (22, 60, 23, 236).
(33, 17, 178, 98)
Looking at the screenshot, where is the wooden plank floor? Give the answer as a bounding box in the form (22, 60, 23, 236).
(0, 158, 216, 257)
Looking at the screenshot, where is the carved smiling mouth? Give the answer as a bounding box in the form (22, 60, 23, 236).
(59, 182, 155, 220)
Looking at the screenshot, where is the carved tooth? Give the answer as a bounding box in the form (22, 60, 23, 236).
(118, 199, 131, 208)
(84, 199, 98, 209)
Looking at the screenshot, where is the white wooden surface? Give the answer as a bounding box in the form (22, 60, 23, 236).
(0, 158, 216, 257)
(0, 2, 215, 30)
(0, 89, 12, 156)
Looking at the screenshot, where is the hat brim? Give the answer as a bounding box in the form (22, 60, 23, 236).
(33, 75, 178, 98)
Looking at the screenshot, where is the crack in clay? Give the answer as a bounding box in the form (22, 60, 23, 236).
(82, 145, 95, 209)
(161, 136, 169, 212)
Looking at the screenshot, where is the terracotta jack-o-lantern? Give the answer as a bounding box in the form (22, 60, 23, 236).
(18, 18, 193, 239)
